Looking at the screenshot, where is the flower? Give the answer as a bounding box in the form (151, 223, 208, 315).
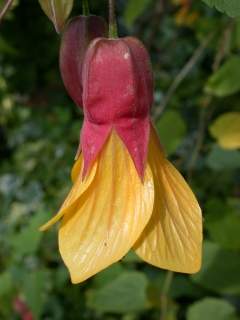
(40, 37, 202, 284)
(60, 15, 107, 107)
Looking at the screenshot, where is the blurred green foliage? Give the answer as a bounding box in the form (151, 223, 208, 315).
(0, 0, 240, 319)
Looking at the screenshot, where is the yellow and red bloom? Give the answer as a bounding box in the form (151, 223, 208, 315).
(40, 37, 202, 284)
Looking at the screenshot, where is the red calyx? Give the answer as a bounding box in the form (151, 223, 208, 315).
(81, 37, 153, 178)
(59, 15, 107, 107)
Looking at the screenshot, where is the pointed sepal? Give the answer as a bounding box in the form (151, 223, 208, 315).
(81, 37, 153, 177)
(39, 0, 74, 33)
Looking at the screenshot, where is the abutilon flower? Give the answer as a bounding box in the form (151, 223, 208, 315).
(60, 15, 107, 107)
(40, 36, 202, 284)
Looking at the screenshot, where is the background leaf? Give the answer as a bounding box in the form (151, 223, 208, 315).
(91, 263, 125, 288)
(209, 112, 240, 149)
(187, 298, 236, 320)
(206, 145, 240, 170)
(202, 0, 240, 17)
(192, 241, 240, 294)
(10, 210, 51, 256)
(87, 271, 149, 313)
(205, 56, 240, 97)
(124, 0, 153, 27)
(22, 269, 50, 319)
(205, 199, 240, 250)
(156, 110, 186, 155)
(0, 272, 13, 297)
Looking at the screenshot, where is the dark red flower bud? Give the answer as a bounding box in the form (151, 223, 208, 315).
(59, 15, 107, 107)
(81, 37, 153, 177)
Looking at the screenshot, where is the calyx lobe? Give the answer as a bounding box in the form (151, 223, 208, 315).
(81, 37, 153, 178)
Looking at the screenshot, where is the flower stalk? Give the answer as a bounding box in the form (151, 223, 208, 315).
(0, 0, 13, 23)
(82, 0, 90, 16)
(108, 0, 118, 38)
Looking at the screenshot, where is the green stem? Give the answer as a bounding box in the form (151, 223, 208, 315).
(160, 271, 174, 320)
(0, 0, 14, 23)
(108, 0, 118, 38)
(82, 0, 90, 16)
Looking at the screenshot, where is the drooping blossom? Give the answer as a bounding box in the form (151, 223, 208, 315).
(40, 36, 202, 284)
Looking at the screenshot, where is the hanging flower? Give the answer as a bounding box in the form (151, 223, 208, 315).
(40, 37, 202, 284)
(60, 15, 107, 107)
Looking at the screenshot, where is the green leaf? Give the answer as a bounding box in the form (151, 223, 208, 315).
(156, 110, 187, 155)
(0, 272, 13, 297)
(39, 0, 74, 33)
(209, 112, 240, 150)
(124, 0, 152, 27)
(187, 297, 236, 320)
(0, 36, 18, 55)
(206, 145, 240, 170)
(233, 18, 240, 49)
(88, 271, 148, 313)
(92, 263, 125, 288)
(205, 199, 240, 250)
(192, 241, 240, 294)
(10, 210, 51, 256)
(169, 275, 205, 299)
(205, 56, 240, 97)
(122, 250, 141, 263)
(149, 273, 204, 305)
(23, 269, 50, 319)
(202, 0, 240, 17)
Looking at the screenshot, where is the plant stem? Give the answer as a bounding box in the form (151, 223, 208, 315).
(0, 0, 13, 23)
(82, 0, 90, 16)
(187, 21, 233, 180)
(153, 32, 214, 120)
(160, 271, 174, 320)
(108, 0, 118, 38)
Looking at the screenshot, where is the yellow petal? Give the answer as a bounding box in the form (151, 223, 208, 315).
(134, 126, 202, 274)
(210, 112, 240, 150)
(39, 154, 97, 231)
(71, 154, 83, 183)
(59, 131, 154, 283)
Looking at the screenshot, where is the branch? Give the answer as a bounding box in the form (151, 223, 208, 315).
(212, 20, 234, 71)
(187, 22, 233, 180)
(0, 0, 13, 23)
(154, 32, 214, 120)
